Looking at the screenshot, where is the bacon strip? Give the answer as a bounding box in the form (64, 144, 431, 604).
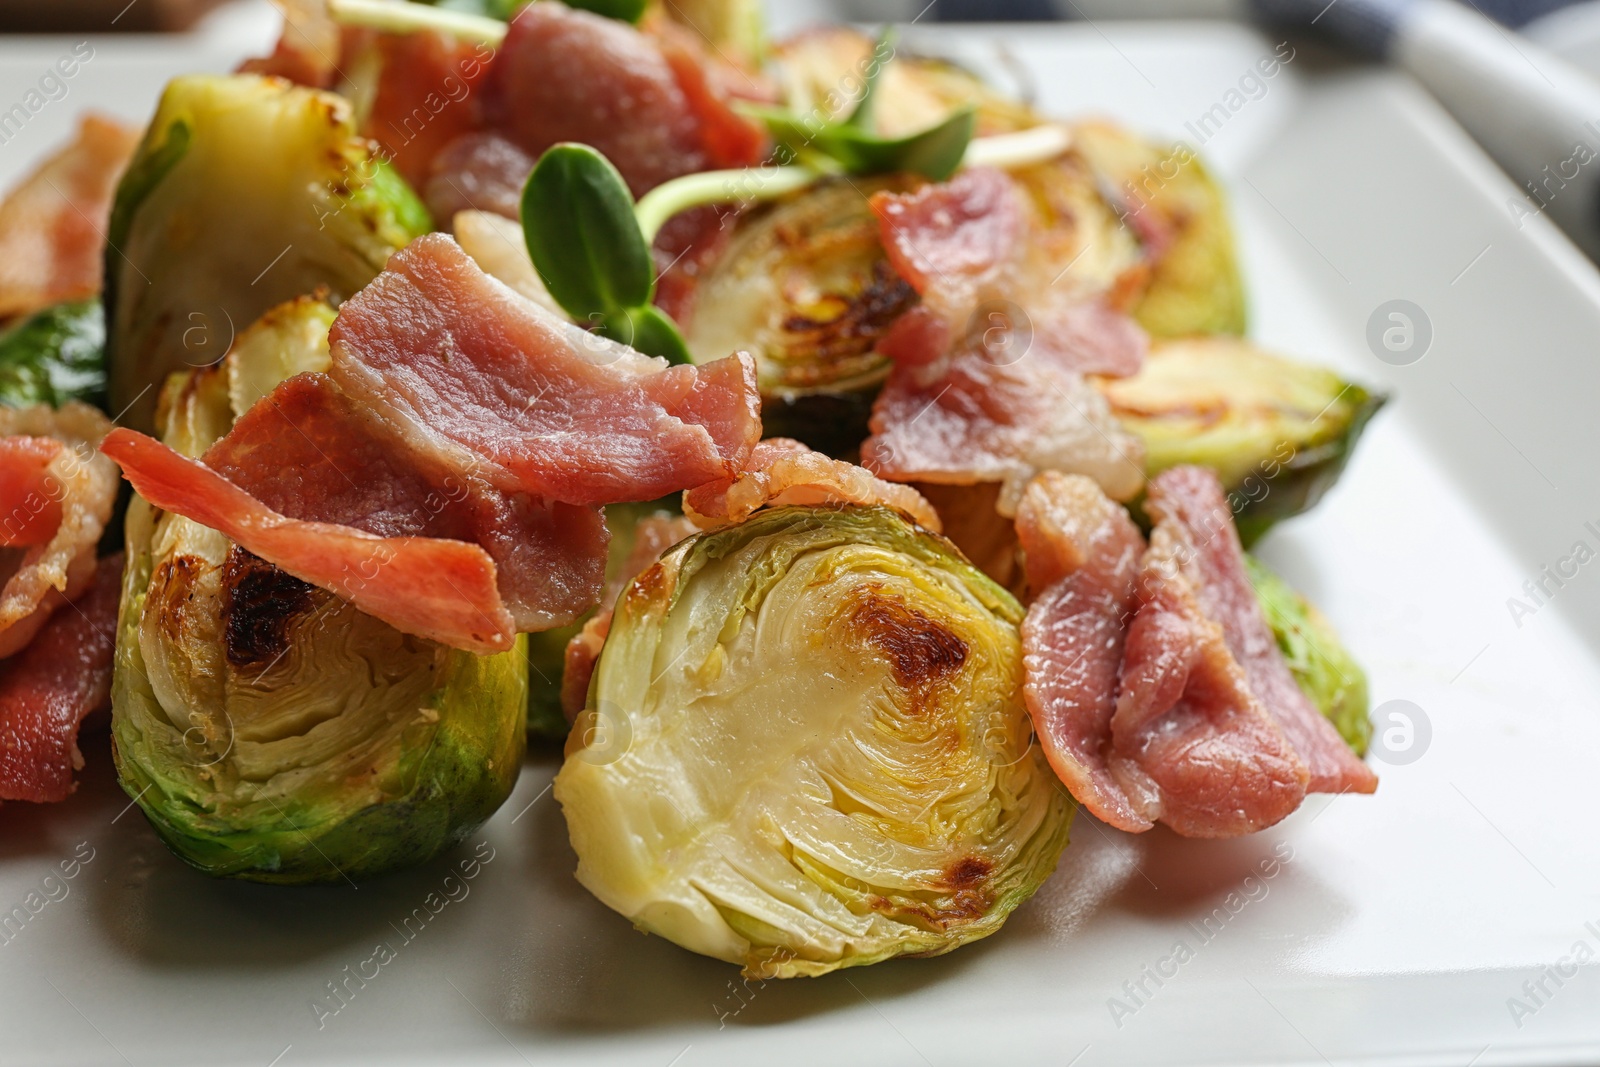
(0, 404, 119, 660)
(102, 427, 514, 653)
(1018, 473, 1150, 832)
(862, 353, 1145, 514)
(685, 438, 942, 532)
(102, 235, 761, 653)
(862, 169, 1147, 511)
(0, 554, 120, 804)
(1142, 466, 1379, 797)
(330, 234, 760, 505)
(871, 167, 1147, 380)
(1017, 466, 1374, 837)
(0, 115, 139, 319)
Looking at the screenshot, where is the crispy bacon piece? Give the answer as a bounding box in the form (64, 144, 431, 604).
(0, 115, 139, 319)
(102, 235, 761, 653)
(870, 167, 1147, 380)
(330, 234, 760, 505)
(102, 426, 515, 653)
(862, 169, 1147, 511)
(685, 438, 942, 532)
(1018, 473, 1151, 833)
(0, 404, 118, 661)
(0, 554, 120, 804)
(482, 2, 765, 197)
(1141, 466, 1379, 797)
(238, 0, 343, 88)
(561, 512, 698, 720)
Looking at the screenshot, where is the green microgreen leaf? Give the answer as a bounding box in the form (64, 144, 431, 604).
(521, 143, 655, 319)
(563, 0, 648, 22)
(596, 306, 694, 366)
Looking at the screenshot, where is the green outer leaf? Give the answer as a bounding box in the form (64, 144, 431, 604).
(1244, 554, 1372, 757)
(346, 157, 435, 249)
(522, 144, 655, 318)
(113, 500, 528, 885)
(105, 118, 191, 268)
(595, 305, 693, 365)
(0, 299, 106, 410)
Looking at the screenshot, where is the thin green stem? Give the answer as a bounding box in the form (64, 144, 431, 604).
(634, 165, 814, 243)
(326, 0, 508, 44)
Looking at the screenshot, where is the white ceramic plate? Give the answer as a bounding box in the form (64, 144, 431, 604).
(2, 15, 1599, 1067)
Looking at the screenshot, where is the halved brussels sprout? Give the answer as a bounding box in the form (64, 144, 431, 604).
(0, 299, 105, 410)
(555, 505, 1072, 978)
(1245, 555, 1372, 756)
(111, 306, 525, 885)
(683, 177, 916, 456)
(1098, 337, 1385, 544)
(105, 74, 432, 433)
(1072, 121, 1246, 339)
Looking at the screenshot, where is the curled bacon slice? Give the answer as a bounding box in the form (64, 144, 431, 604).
(1018, 466, 1374, 838)
(685, 438, 942, 532)
(1, 404, 118, 660)
(1018, 473, 1150, 832)
(0, 114, 139, 319)
(0, 554, 120, 803)
(102, 235, 761, 653)
(330, 234, 761, 505)
(1142, 466, 1379, 797)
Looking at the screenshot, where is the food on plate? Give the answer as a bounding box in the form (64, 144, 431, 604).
(1099, 336, 1386, 544)
(110, 318, 527, 883)
(0, 0, 1388, 972)
(1019, 466, 1375, 837)
(101, 234, 761, 653)
(0, 114, 140, 321)
(554, 504, 1072, 977)
(0, 403, 120, 803)
(103, 74, 432, 433)
(0, 299, 107, 410)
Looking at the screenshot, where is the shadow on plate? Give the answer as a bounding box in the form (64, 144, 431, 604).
(498, 771, 973, 1035)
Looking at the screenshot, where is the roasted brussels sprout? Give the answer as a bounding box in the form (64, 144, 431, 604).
(0, 299, 105, 410)
(683, 177, 916, 455)
(105, 74, 432, 433)
(1098, 337, 1385, 544)
(555, 505, 1072, 977)
(1073, 121, 1246, 338)
(111, 309, 525, 885)
(1245, 555, 1372, 756)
